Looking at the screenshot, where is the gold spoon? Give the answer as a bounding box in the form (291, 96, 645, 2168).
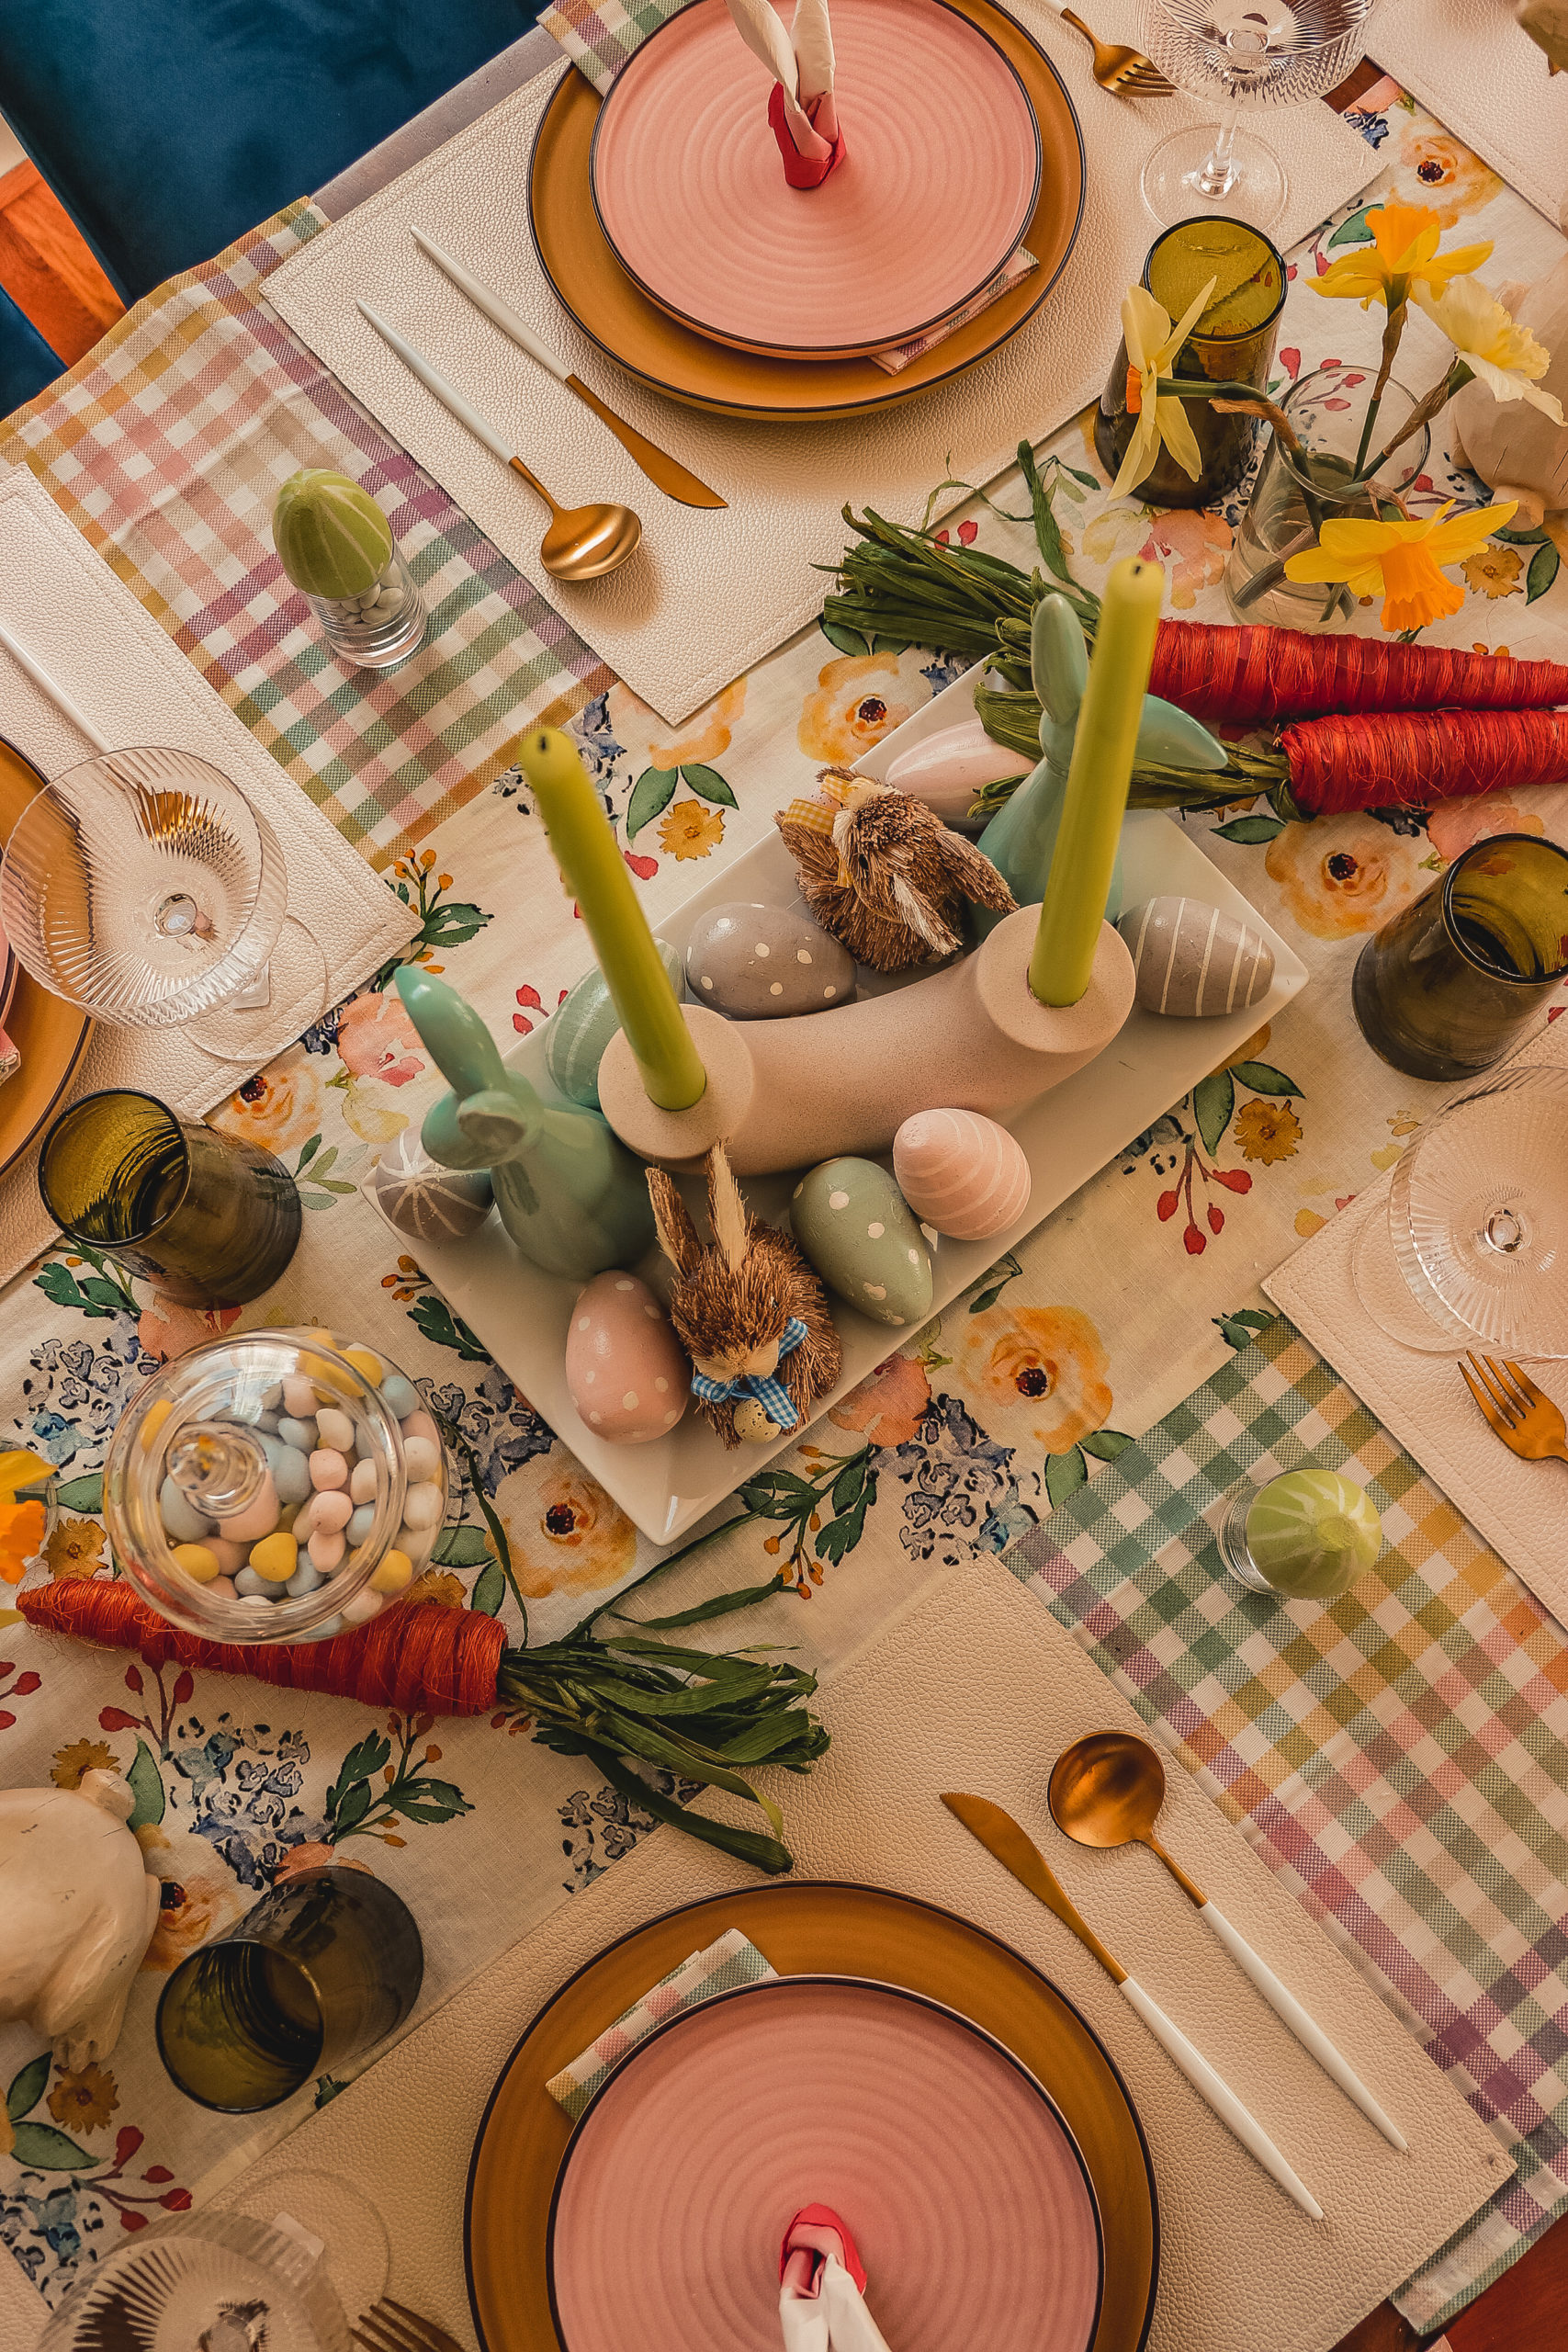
(1048, 1732, 1406, 2148)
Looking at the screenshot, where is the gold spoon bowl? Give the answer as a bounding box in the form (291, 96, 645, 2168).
(1047, 1728, 1208, 1903)
(510, 456, 641, 581)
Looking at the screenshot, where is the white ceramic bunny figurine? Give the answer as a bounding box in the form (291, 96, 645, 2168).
(0, 1769, 162, 2148)
(1450, 255, 1568, 524)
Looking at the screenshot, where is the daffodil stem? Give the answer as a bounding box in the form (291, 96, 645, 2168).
(1354, 300, 1408, 477)
(1360, 361, 1472, 483)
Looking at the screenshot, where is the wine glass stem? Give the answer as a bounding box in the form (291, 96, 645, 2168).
(1193, 103, 1243, 198)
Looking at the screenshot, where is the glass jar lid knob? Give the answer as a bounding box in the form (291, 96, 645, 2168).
(164, 1422, 268, 1522)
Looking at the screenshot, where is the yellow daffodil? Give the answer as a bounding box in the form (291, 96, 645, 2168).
(1111, 275, 1216, 500)
(1282, 499, 1518, 633)
(1416, 275, 1565, 422)
(1311, 201, 1493, 312)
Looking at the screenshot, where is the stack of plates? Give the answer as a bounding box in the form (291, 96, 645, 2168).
(529, 0, 1086, 420)
(466, 1883, 1157, 2352)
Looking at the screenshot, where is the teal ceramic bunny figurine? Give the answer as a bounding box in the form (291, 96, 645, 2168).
(393, 966, 655, 1280)
(974, 594, 1228, 933)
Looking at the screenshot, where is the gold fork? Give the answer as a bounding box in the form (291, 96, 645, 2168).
(1458, 1352, 1568, 1462)
(1048, 1, 1174, 95)
(354, 2301, 466, 2352)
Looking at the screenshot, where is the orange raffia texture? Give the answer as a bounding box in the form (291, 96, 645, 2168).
(1280, 708, 1568, 817)
(1148, 620, 1568, 728)
(17, 1581, 506, 1716)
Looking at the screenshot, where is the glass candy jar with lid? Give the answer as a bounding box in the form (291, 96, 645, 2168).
(103, 1328, 447, 1643)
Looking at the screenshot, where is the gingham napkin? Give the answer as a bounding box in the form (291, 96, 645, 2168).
(545, 1928, 777, 2120)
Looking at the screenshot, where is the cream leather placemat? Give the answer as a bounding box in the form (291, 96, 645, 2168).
(197, 1557, 1506, 2352)
(0, 469, 415, 1285)
(264, 8, 1379, 725)
(1265, 1020, 1568, 1634)
(1371, 0, 1568, 230)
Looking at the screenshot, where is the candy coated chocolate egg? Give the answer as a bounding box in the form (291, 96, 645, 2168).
(249, 1532, 298, 1583)
(1116, 896, 1274, 1017)
(346, 1502, 376, 1546)
(400, 1410, 439, 1447)
(370, 1549, 413, 1595)
(286, 1561, 325, 1598)
(223, 1472, 280, 1544)
(381, 1374, 419, 1419)
(309, 1528, 345, 1572)
(893, 1109, 1032, 1241)
(401, 1434, 441, 1485)
(547, 939, 684, 1108)
(276, 1417, 316, 1451)
(340, 1588, 383, 1626)
(401, 1482, 444, 1531)
(310, 1450, 349, 1491)
(269, 1444, 312, 1506)
(566, 1271, 690, 1443)
(159, 1477, 211, 1544)
(372, 1128, 494, 1242)
(343, 1347, 383, 1386)
(310, 1488, 354, 1534)
(315, 1408, 355, 1454)
(208, 1575, 238, 1601)
(206, 1538, 246, 1577)
(171, 1543, 220, 1583)
(350, 1457, 378, 1505)
(282, 1374, 319, 1419)
(685, 902, 853, 1020)
(885, 718, 1032, 834)
(791, 1159, 932, 1329)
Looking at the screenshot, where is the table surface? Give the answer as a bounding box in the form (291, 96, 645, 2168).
(1, 32, 1566, 2352)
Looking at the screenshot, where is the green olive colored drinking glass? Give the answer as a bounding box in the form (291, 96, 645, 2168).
(38, 1088, 300, 1306)
(155, 1868, 423, 2112)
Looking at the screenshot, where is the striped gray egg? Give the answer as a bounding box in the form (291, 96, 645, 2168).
(1116, 896, 1274, 1018)
(547, 937, 684, 1107)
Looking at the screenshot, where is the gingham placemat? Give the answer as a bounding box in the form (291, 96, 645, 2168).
(1009, 1317, 1568, 2336)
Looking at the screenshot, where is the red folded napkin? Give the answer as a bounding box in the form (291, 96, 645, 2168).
(779, 2206, 891, 2350)
(728, 0, 847, 188)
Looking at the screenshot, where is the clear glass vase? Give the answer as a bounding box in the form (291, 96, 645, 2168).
(1224, 364, 1431, 630)
(305, 541, 427, 669)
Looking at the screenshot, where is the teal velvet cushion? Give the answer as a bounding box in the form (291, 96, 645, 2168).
(0, 0, 543, 305)
(0, 284, 61, 417)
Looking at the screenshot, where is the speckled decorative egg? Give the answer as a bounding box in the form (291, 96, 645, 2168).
(790, 1159, 932, 1329)
(372, 1128, 493, 1240)
(1116, 896, 1274, 1018)
(566, 1271, 690, 1443)
(685, 902, 854, 1020)
(547, 940, 684, 1108)
(885, 718, 1033, 833)
(892, 1109, 1032, 1241)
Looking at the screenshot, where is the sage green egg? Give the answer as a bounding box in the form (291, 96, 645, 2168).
(790, 1158, 932, 1329)
(546, 939, 684, 1107)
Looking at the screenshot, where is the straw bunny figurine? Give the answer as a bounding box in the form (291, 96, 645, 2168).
(975, 594, 1228, 933)
(775, 771, 1017, 971)
(648, 1145, 841, 1446)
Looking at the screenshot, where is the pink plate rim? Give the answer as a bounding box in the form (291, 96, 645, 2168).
(587, 0, 1043, 361)
(544, 1971, 1106, 2352)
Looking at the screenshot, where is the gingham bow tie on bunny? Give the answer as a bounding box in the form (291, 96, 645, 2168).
(691, 1317, 809, 1430)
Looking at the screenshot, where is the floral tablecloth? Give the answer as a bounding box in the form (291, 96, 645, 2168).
(1, 73, 1564, 2337)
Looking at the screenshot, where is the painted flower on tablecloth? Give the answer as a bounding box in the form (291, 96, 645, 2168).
(1140, 509, 1232, 609)
(43, 1519, 105, 1581)
(1387, 127, 1503, 226)
(1427, 799, 1545, 860)
(958, 1305, 1113, 1454)
(335, 989, 424, 1088)
(797, 655, 911, 763)
(136, 1298, 241, 1367)
(1461, 544, 1525, 599)
(214, 1057, 324, 1154)
(275, 1841, 372, 1881)
(51, 1738, 118, 1790)
(626, 677, 747, 773)
(1264, 816, 1431, 939)
(658, 799, 725, 861)
(829, 1350, 932, 1448)
(403, 1569, 466, 1609)
(45, 2065, 118, 2138)
(502, 1462, 637, 1598)
(1234, 1099, 1303, 1165)
(134, 1823, 249, 1971)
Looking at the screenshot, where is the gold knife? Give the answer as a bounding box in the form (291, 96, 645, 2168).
(412, 229, 728, 510)
(941, 1793, 1325, 2219)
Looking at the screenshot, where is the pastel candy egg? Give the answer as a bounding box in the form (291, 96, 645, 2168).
(310, 1488, 354, 1534)
(340, 1588, 384, 1626)
(400, 1481, 444, 1530)
(342, 1347, 383, 1387)
(282, 1374, 319, 1419)
(222, 1473, 280, 1544)
(397, 1525, 432, 1560)
(276, 1417, 317, 1452)
(261, 1384, 284, 1410)
(232, 1567, 275, 1600)
(791, 1158, 932, 1329)
(349, 1458, 378, 1505)
(566, 1269, 691, 1443)
(249, 1532, 299, 1583)
(885, 717, 1032, 833)
(400, 1434, 440, 1485)
(1117, 896, 1274, 1018)
(286, 1561, 325, 1598)
(160, 1476, 212, 1545)
(310, 1450, 349, 1491)
(315, 1408, 355, 1454)
(206, 1537, 247, 1577)
(346, 1502, 377, 1546)
(369, 1548, 413, 1595)
(308, 1528, 345, 1572)
(892, 1109, 1032, 1242)
(685, 902, 854, 1020)
(270, 1445, 312, 1506)
(381, 1374, 419, 1420)
(208, 1575, 238, 1602)
(547, 940, 684, 1108)
(171, 1543, 220, 1583)
(400, 1410, 439, 1447)
(372, 1128, 494, 1242)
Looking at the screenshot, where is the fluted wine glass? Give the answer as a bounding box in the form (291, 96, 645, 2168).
(1140, 0, 1374, 230)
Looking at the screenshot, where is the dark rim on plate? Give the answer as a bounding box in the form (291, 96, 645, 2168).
(527, 11, 1085, 418)
(462, 1881, 1158, 2352)
(0, 729, 94, 1181)
(586, 0, 1043, 361)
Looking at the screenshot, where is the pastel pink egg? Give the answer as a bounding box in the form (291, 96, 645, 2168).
(222, 1472, 280, 1544)
(309, 1528, 346, 1572)
(565, 1271, 689, 1446)
(310, 1449, 349, 1490)
(205, 1538, 248, 1577)
(207, 1576, 238, 1601)
(310, 1488, 354, 1533)
(400, 1411, 440, 1448)
(892, 1108, 1032, 1242)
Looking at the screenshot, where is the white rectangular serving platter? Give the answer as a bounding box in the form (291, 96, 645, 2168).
(374, 666, 1307, 1543)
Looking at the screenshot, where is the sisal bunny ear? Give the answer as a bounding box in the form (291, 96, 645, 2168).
(648, 1168, 703, 1277)
(706, 1142, 750, 1275)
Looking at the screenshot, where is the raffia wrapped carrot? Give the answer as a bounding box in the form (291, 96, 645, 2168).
(1272, 708, 1568, 817)
(1147, 622, 1568, 727)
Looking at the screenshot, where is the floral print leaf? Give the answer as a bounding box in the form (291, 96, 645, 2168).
(1079, 1428, 1134, 1462)
(468, 1556, 505, 1615)
(298, 1133, 321, 1169)
(1212, 814, 1287, 844)
(53, 1476, 104, 1513)
(9, 2122, 96, 2171)
(967, 1251, 1023, 1315)
(737, 1467, 822, 1519)
(1327, 207, 1374, 248)
(1193, 1070, 1235, 1157)
(431, 1525, 492, 1567)
(1215, 1307, 1278, 1350)
(818, 616, 875, 658)
(615, 1578, 784, 1630)
(126, 1737, 165, 1832)
(422, 900, 491, 946)
(1527, 541, 1562, 605)
(380, 1777, 470, 1826)
(1230, 1060, 1303, 1097)
(1044, 1446, 1089, 1507)
(815, 1473, 877, 1566)
(678, 763, 738, 809)
(6, 2054, 49, 2124)
(34, 1264, 125, 1320)
(326, 1731, 390, 1835)
(1494, 523, 1551, 545)
(408, 1295, 491, 1363)
(625, 765, 679, 842)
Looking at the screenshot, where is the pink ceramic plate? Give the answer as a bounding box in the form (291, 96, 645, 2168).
(547, 1975, 1104, 2352)
(589, 0, 1043, 359)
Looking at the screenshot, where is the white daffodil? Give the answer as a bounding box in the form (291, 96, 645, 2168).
(1111, 276, 1217, 500)
(1417, 276, 1565, 422)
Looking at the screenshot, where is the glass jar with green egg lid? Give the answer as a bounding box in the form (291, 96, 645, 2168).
(1094, 216, 1286, 509)
(1219, 1467, 1382, 1602)
(103, 1327, 449, 1644)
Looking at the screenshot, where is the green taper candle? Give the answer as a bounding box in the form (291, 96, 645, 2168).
(517, 725, 707, 1111)
(1029, 557, 1165, 1007)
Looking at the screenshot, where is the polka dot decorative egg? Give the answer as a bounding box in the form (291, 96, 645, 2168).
(685, 902, 854, 1020)
(1116, 896, 1274, 1018)
(790, 1158, 932, 1329)
(892, 1109, 1031, 1241)
(566, 1271, 691, 1444)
